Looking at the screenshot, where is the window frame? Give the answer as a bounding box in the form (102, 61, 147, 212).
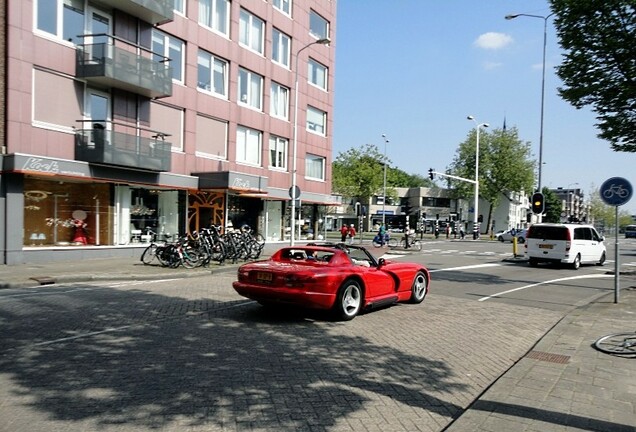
(305, 153, 326, 181)
(309, 9, 329, 40)
(272, 0, 292, 16)
(239, 8, 265, 55)
(198, 0, 230, 37)
(197, 49, 229, 98)
(152, 29, 185, 84)
(272, 28, 291, 68)
(34, 0, 86, 45)
(269, 135, 288, 170)
(238, 67, 264, 111)
(236, 125, 263, 167)
(270, 81, 289, 120)
(306, 105, 327, 136)
(173, 0, 185, 15)
(308, 57, 328, 90)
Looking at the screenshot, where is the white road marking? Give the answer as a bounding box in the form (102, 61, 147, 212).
(429, 263, 501, 273)
(478, 274, 614, 302)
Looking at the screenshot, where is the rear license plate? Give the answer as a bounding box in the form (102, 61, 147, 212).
(539, 244, 554, 249)
(256, 272, 273, 283)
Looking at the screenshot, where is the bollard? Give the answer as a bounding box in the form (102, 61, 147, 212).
(513, 236, 518, 257)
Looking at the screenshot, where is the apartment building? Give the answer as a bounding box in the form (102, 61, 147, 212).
(0, 0, 336, 264)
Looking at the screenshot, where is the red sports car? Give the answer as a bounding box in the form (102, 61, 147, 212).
(232, 243, 430, 320)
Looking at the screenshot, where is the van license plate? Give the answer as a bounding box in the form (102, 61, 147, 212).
(539, 244, 553, 249)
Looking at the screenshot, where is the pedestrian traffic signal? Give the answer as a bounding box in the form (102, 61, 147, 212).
(428, 168, 434, 180)
(531, 192, 545, 214)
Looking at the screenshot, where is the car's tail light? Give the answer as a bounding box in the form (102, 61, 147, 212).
(565, 229, 571, 252)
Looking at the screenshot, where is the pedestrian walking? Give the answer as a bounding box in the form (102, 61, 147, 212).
(340, 224, 348, 242)
(348, 224, 357, 244)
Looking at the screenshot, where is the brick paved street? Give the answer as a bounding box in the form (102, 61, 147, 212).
(0, 274, 562, 432)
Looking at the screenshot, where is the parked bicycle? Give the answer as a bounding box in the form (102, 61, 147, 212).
(593, 331, 636, 356)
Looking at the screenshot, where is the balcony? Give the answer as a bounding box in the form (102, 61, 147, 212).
(76, 36, 172, 99)
(75, 124, 171, 172)
(91, 0, 173, 25)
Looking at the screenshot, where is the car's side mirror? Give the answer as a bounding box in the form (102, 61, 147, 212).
(378, 258, 385, 267)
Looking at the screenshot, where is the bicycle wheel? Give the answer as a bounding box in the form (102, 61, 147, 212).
(141, 244, 157, 265)
(388, 237, 399, 249)
(593, 333, 636, 355)
(410, 239, 422, 251)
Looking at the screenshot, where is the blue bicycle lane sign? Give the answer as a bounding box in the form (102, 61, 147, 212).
(600, 177, 633, 206)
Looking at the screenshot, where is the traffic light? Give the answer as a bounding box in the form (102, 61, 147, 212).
(531, 192, 545, 214)
(428, 168, 434, 180)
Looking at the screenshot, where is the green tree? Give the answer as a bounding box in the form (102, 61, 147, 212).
(448, 127, 536, 227)
(332, 144, 433, 202)
(541, 187, 562, 222)
(550, 0, 636, 151)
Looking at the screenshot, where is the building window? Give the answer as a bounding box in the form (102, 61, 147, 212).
(236, 126, 262, 166)
(152, 30, 185, 83)
(309, 10, 329, 40)
(238, 68, 263, 110)
(239, 8, 264, 55)
(272, 28, 291, 68)
(174, 0, 185, 15)
(35, 0, 85, 44)
(306, 106, 326, 135)
(269, 136, 288, 170)
(308, 58, 327, 90)
(199, 0, 230, 36)
(197, 49, 228, 98)
(306, 154, 325, 180)
(273, 0, 291, 16)
(270, 82, 289, 120)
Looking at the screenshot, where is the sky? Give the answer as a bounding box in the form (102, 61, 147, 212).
(332, 0, 636, 215)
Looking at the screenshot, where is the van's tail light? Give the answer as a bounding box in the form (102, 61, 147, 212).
(565, 229, 572, 251)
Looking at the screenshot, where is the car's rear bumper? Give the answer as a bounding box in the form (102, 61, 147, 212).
(232, 282, 336, 309)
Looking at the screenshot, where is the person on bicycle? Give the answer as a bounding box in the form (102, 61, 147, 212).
(378, 223, 387, 247)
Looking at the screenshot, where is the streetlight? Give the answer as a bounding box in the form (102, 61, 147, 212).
(505, 12, 554, 192)
(467, 115, 489, 239)
(381, 134, 389, 227)
(290, 37, 330, 246)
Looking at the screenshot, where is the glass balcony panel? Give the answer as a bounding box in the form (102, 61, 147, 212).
(75, 128, 171, 172)
(76, 43, 172, 98)
(92, 0, 173, 25)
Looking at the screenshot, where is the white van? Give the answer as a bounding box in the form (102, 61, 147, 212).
(525, 223, 606, 269)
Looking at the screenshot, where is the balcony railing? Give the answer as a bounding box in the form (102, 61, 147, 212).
(91, 0, 173, 25)
(75, 123, 171, 172)
(76, 35, 172, 99)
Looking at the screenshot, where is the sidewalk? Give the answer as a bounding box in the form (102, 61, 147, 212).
(1, 248, 635, 431)
(446, 286, 636, 432)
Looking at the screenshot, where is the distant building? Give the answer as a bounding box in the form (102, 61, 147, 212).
(550, 187, 589, 223)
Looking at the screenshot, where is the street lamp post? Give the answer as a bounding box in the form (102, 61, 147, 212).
(505, 12, 554, 192)
(381, 134, 389, 227)
(290, 37, 330, 246)
(467, 116, 489, 239)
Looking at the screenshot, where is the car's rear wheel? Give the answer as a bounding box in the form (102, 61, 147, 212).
(571, 254, 581, 270)
(498, 237, 504, 243)
(333, 279, 362, 321)
(409, 271, 428, 304)
(597, 252, 606, 266)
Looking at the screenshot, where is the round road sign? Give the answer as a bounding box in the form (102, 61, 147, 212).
(288, 185, 301, 200)
(600, 177, 633, 206)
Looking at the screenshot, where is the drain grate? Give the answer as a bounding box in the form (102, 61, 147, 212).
(525, 350, 570, 364)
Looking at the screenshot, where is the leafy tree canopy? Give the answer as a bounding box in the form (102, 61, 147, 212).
(541, 187, 563, 222)
(332, 144, 433, 201)
(447, 127, 536, 214)
(550, 0, 636, 151)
